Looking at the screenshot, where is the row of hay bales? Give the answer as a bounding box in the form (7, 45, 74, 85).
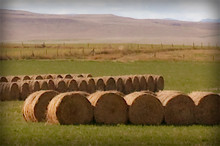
(0, 73, 92, 82)
(23, 90, 220, 125)
(0, 74, 164, 101)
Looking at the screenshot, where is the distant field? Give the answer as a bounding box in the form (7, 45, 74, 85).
(1, 43, 220, 61)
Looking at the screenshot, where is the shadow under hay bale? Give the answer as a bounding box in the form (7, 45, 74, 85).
(88, 91, 128, 124)
(124, 92, 164, 125)
(157, 90, 195, 125)
(189, 92, 220, 125)
(23, 90, 59, 122)
(0, 82, 20, 101)
(47, 91, 93, 125)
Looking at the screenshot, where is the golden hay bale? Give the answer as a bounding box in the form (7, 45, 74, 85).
(23, 90, 59, 122)
(121, 76, 134, 94)
(0, 76, 8, 82)
(157, 90, 195, 125)
(6, 76, 21, 82)
(114, 77, 124, 93)
(145, 75, 155, 92)
(47, 80, 56, 90)
(51, 74, 63, 79)
(47, 91, 93, 125)
(138, 75, 147, 90)
(81, 74, 92, 78)
(153, 75, 164, 92)
(22, 91, 41, 121)
(140, 90, 156, 96)
(124, 92, 164, 125)
(86, 78, 96, 93)
(62, 74, 73, 79)
(88, 91, 128, 124)
(17, 82, 30, 100)
(38, 80, 49, 90)
(94, 78, 105, 91)
(0, 82, 20, 101)
(19, 75, 31, 81)
(66, 79, 78, 91)
(75, 78, 88, 92)
(130, 75, 140, 91)
(102, 76, 116, 91)
(28, 80, 40, 92)
(43, 74, 53, 79)
(54, 79, 68, 93)
(31, 75, 44, 80)
(189, 92, 220, 125)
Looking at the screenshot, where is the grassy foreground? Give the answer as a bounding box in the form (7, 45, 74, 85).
(0, 60, 220, 145)
(0, 101, 219, 145)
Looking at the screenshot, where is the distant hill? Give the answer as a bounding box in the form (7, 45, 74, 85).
(200, 18, 220, 23)
(0, 9, 219, 45)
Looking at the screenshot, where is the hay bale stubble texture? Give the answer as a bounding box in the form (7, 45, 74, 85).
(88, 91, 128, 124)
(138, 75, 147, 91)
(114, 77, 124, 93)
(145, 75, 155, 92)
(124, 92, 164, 125)
(153, 75, 164, 92)
(0, 76, 8, 82)
(86, 78, 96, 93)
(102, 76, 117, 91)
(23, 90, 59, 122)
(189, 92, 220, 125)
(94, 78, 105, 91)
(157, 90, 195, 125)
(131, 75, 140, 91)
(0, 82, 20, 101)
(17, 82, 30, 100)
(54, 79, 68, 92)
(47, 91, 93, 125)
(66, 79, 78, 91)
(75, 78, 88, 92)
(121, 76, 134, 94)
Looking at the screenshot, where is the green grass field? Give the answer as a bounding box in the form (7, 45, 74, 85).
(0, 60, 220, 145)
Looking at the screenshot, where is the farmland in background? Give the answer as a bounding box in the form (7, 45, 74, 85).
(0, 43, 220, 61)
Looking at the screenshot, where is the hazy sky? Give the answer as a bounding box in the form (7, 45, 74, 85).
(0, 0, 219, 21)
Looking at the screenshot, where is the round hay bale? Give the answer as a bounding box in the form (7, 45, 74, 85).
(86, 78, 96, 93)
(22, 91, 42, 121)
(66, 79, 78, 91)
(63, 74, 73, 79)
(130, 75, 140, 91)
(140, 90, 156, 96)
(94, 78, 105, 91)
(0, 76, 8, 82)
(0, 82, 20, 101)
(7, 76, 21, 82)
(47, 80, 56, 90)
(157, 90, 195, 125)
(153, 75, 164, 92)
(31, 75, 44, 80)
(114, 77, 124, 93)
(121, 76, 134, 94)
(54, 79, 67, 92)
(75, 78, 88, 92)
(88, 91, 128, 124)
(20, 75, 31, 81)
(145, 75, 155, 92)
(51, 74, 63, 79)
(28, 80, 40, 92)
(124, 92, 164, 125)
(26, 90, 59, 122)
(138, 75, 147, 91)
(81, 74, 92, 78)
(18, 82, 30, 100)
(189, 92, 220, 125)
(47, 91, 93, 125)
(44, 74, 53, 79)
(38, 80, 49, 90)
(102, 76, 116, 91)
